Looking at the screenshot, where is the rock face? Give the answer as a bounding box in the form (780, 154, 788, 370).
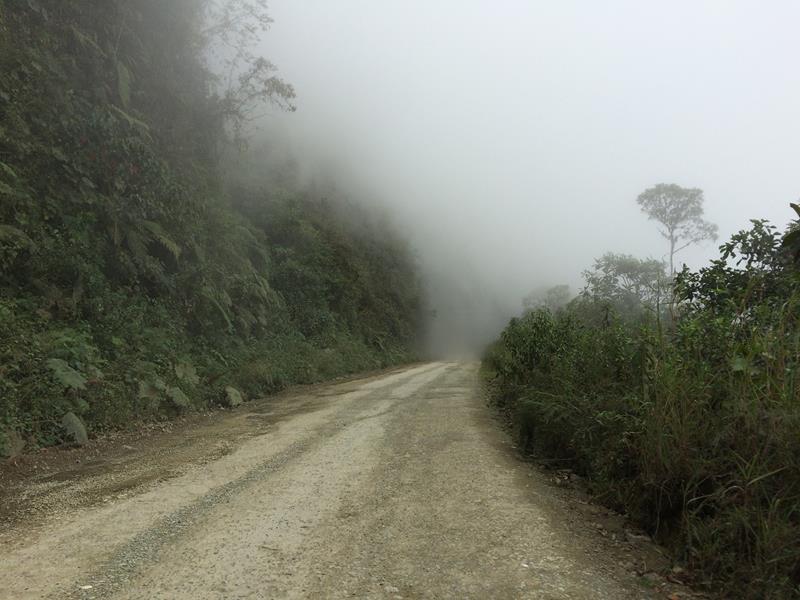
(61, 412, 89, 445)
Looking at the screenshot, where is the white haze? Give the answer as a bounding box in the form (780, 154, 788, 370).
(252, 1, 800, 356)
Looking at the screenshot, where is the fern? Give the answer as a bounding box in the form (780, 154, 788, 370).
(108, 105, 150, 134)
(0, 224, 33, 247)
(46, 358, 87, 391)
(0, 161, 18, 179)
(141, 220, 181, 260)
(138, 377, 165, 400)
(116, 60, 133, 108)
(69, 25, 106, 57)
(166, 386, 190, 408)
(174, 361, 200, 385)
(123, 227, 152, 270)
(200, 285, 234, 331)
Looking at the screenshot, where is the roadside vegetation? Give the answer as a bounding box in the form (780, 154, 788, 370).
(485, 197, 800, 598)
(0, 2, 422, 455)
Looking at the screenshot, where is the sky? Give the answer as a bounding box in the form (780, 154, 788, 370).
(253, 1, 800, 353)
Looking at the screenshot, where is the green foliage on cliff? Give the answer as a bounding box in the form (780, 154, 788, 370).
(0, 1, 422, 452)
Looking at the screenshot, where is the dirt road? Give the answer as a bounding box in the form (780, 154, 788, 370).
(1, 362, 680, 599)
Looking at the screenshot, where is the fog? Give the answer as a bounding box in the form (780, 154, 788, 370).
(252, 1, 800, 355)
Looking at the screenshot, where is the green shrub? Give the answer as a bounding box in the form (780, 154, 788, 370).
(485, 219, 800, 598)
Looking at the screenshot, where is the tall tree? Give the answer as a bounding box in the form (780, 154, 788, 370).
(637, 184, 718, 274)
(203, 0, 296, 143)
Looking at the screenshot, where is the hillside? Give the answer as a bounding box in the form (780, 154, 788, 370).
(0, 1, 422, 454)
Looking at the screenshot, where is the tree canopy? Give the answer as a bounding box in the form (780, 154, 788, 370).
(582, 253, 669, 314)
(636, 183, 718, 274)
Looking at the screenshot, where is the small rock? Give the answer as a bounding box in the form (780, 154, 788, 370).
(384, 585, 399, 593)
(625, 530, 651, 543)
(224, 386, 244, 408)
(62, 412, 88, 445)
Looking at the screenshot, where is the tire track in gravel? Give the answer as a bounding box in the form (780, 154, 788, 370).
(0, 363, 448, 600)
(1, 362, 690, 600)
(69, 363, 452, 600)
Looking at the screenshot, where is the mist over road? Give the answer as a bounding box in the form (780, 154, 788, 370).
(1, 364, 665, 599)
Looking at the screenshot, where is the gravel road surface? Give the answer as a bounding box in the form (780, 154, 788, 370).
(1, 362, 682, 599)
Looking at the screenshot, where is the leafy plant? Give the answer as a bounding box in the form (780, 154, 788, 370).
(782, 202, 800, 264)
(46, 359, 87, 391)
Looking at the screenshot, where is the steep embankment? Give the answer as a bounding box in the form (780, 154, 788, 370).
(0, 2, 422, 454)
